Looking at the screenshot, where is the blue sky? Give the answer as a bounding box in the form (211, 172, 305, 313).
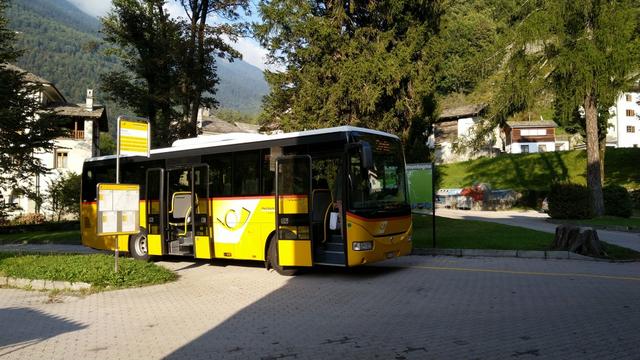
(67, 0, 269, 70)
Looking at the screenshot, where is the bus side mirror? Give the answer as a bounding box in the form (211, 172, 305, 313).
(361, 142, 373, 170)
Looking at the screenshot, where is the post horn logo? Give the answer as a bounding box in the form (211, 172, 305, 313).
(217, 207, 251, 231)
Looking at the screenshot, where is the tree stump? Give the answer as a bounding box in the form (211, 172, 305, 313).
(551, 225, 606, 257)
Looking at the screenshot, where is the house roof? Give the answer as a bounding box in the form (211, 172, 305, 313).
(233, 121, 260, 133)
(3, 64, 68, 103)
(2, 63, 52, 84)
(507, 120, 558, 128)
(439, 103, 487, 120)
(201, 118, 249, 134)
(54, 104, 108, 132)
(3, 64, 108, 131)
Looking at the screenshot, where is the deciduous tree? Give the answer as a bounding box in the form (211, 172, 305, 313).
(178, 0, 249, 136)
(100, 0, 182, 147)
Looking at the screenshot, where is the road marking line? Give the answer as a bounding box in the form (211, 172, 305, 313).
(405, 265, 640, 282)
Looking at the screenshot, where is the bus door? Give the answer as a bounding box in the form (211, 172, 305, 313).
(146, 168, 165, 256)
(275, 155, 313, 266)
(166, 165, 210, 257)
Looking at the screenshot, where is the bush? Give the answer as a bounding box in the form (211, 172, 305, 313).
(603, 185, 633, 218)
(630, 189, 640, 210)
(547, 183, 593, 219)
(11, 213, 46, 225)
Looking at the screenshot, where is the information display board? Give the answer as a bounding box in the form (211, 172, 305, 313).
(119, 117, 150, 157)
(406, 163, 433, 210)
(97, 183, 140, 236)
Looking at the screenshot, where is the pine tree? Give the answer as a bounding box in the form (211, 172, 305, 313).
(254, 0, 443, 161)
(0, 0, 66, 198)
(491, 0, 640, 216)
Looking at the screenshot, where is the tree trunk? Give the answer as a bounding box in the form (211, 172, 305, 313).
(189, 0, 209, 136)
(599, 135, 606, 185)
(584, 94, 605, 216)
(552, 225, 605, 257)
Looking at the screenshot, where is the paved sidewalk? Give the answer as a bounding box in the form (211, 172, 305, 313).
(436, 208, 640, 251)
(1, 255, 639, 359)
(0, 244, 101, 254)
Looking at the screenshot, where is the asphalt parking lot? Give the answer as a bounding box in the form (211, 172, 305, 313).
(1, 255, 639, 359)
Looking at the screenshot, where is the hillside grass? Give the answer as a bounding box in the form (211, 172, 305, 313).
(438, 148, 640, 191)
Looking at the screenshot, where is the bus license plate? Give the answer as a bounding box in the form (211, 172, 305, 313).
(386, 251, 395, 259)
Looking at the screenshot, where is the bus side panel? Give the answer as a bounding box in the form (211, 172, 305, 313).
(211, 197, 275, 261)
(345, 213, 412, 267)
(81, 200, 146, 252)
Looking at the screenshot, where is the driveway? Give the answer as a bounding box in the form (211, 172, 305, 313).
(1, 255, 639, 359)
(435, 208, 640, 251)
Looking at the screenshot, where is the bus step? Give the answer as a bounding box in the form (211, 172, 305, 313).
(324, 241, 344, 252)
(314, 250, 345, 265)
(329, 234, 343, 242)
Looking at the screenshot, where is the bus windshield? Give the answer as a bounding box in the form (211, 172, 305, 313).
(348, 135, 408, 213)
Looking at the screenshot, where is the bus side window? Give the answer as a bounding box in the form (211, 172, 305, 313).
(262, 149, 274, 195)
(205, 155, 232, 197)
(233, 151, 260, 196)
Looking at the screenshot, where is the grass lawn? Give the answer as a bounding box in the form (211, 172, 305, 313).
(0, 230, 81, 245)
(412, 214, 640, 260)
(551, 216, 640, 231)
(0, 253, 176, 290)
(412, 214, 553, 250)
(438, 148, 640, 191)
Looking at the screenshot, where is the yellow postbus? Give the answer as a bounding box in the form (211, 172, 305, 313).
(81, 126, 412, 275)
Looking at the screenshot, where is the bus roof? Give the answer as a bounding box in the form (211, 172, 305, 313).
(86, 126, 399, 163)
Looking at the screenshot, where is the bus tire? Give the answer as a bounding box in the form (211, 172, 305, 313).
(267, 237, 298, 276)
(129, 230, 150, 261)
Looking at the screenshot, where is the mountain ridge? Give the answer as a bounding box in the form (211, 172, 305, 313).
(6, 0, 268, 115)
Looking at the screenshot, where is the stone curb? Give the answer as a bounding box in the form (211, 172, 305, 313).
(0, 276, 91, 291)
(412, 248, 614, 262)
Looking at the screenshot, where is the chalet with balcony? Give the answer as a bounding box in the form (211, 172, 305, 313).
(504, 120, 558, 154)
(1, 65, 107, 216)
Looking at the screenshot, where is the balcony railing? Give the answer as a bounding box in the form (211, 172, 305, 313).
(63, 130, 84, 140)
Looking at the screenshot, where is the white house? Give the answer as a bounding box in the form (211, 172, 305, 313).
(607, 92, 640, 148)
(0, 65, 107, 217)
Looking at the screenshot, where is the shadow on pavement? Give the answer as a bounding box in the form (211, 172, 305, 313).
(163, 264, 410, 359)
(0, 307, 87, 354)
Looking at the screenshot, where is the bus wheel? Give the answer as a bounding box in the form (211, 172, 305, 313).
(267, 237, 298, 276)
(129, 231, 150, 261)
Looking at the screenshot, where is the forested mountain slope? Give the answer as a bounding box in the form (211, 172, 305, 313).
(6, 0, 267, 115)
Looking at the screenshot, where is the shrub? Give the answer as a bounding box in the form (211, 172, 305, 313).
(547, 183, 593, 219)
(11, 213, 46, 225)
(630, 189, 640, 210)
(603, 185, 633, 218)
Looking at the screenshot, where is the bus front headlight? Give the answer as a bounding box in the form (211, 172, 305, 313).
(352, 241, 373, 251)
